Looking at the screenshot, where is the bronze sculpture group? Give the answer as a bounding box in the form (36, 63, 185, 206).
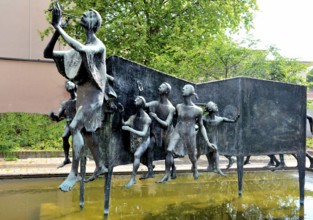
(44, 2, 233, 191)
(43, 1, 306, 215)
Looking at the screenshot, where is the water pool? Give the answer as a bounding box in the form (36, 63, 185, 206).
(1, 170, 313, 219)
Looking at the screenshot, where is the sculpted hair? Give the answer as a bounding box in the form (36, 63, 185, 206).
(90, 9, 102, 32)
(206, 101, 218, 112)
(137, 96, 146, 108)
(185, 84, 198, 100)
(163, 82, 172, 94)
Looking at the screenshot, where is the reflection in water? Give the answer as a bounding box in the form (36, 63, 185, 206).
(0, 171, 313, 219)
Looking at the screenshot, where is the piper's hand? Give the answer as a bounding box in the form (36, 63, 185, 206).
(60, 16, 71, 29)
(51, 1, 62, 28)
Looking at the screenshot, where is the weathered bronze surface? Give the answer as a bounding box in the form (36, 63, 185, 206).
(43, 2, 306, 214)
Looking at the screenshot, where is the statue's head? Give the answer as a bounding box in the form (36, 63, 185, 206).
(65, 81, 76, 92)
(80, 9, 102, 32)
(159, 82, 171, 95)
(135, 96, 146, 108)
(182, 84, 198, 99)
(205, 101, 218, 113)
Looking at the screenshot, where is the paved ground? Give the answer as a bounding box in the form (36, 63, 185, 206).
(0, 154, 306, 179)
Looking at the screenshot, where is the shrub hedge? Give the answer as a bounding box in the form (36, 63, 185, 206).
(0, 112, 312, 153)
(0, 112, 64, 152)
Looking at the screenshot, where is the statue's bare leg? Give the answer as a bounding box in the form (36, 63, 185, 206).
(225, 155, 235, 170)
(212, 151, 226, 176)
(58, 127, 72, 168)
(140, 138, 155, 180)
(264, 155, 278, 168)
(156, 151, 172, 183)
(157, 135, 179, 183)
(206, 152, 215, 171)
(125, 142, 149, 188)
(125, 157, 139, 188)
(171, 162, 177, 179)
(189, 153, 199, 180)
(244, 155, 251, 165)
(272, 154, 286, 171)
(85, 131, 108, 182)
(59, 120, 84, 191)
(59, 151, 81, 192)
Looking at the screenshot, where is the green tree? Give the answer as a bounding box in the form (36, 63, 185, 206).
(307, 68, 313, 88)
(237, 46, 306, 84)
(42, 0, 257, 76)
(42, 1, 305, 84)
(307, 68, 313, 82)
(152, 34, 253, 81)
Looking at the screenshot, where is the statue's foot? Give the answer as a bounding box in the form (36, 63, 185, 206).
(264, 161, 276, 168)
(85, 166, 108, 183)
(272, 163, 286, 171)
(156, 175, 170, 183)
(226, 158, 236, 169)
(57, 158, 72, 169)
(124, 178, 136, 188)
(59, 172, 81, 192)
(243, 160, 251, 165)
(214, 168, 226, 176)
(139, 171, 155, 180)
(206, 166, 214, 172)
(171, 166, 177, 180)
(193, 169, 199, 180)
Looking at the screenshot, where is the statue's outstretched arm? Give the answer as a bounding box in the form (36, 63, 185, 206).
(222, 114, 240, 123)
(50, 103, 66, 122)
(50, 1, 86, 53)
(55, 26, 86, 52)
(43, 31, 60, 59)
(43, 2, 70, 59)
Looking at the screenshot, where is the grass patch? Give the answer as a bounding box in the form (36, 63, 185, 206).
(4, 156, 18, 161)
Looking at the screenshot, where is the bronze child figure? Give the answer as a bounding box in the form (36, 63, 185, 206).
(122, 96, 151, 188)
(200, 101, 239, 174)
(141, 82, 176, 179)
(157, 84, 216, 183)
(50, 80, 77, 168)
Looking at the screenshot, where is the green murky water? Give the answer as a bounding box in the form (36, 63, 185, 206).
(1, 171, 313, 219)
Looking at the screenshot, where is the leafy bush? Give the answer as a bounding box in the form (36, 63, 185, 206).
(0, 112, 65, 151)
(308, 100, 313, 110)
(307, 138, 313, 149)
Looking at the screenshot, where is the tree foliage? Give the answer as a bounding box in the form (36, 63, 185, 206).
(42, 0, 306, 84)
(42, 0, 257, 75)
(236, 46, 307, 84)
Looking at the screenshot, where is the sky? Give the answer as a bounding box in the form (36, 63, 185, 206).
(239, 0, 313, 61)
